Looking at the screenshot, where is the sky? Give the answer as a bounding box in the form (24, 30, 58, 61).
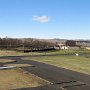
(0, 0, 90, 39)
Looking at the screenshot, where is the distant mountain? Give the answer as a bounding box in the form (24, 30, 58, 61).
(21, 38, 90, 43)
(37, 39, 67, 44)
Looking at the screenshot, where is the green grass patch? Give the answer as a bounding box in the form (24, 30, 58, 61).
(24, 55, 90, 75)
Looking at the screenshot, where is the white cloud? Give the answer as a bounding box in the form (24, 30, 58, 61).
(32, 16, 50, 23)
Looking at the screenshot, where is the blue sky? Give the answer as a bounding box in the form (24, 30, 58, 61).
(0, 0, 90, 39)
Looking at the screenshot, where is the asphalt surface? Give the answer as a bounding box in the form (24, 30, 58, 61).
(0, 55, 90, 90)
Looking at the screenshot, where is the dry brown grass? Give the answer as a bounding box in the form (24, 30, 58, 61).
(0, 59, 16, 63)
(0, 50, 43, 56)
(4, 64, 32, 67)
(0, 50, 24, 56)
(0, 68, 48, 90)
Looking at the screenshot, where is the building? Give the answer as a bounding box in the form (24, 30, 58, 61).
(66, 40, 76, 47)
(55, 40, 80, 50)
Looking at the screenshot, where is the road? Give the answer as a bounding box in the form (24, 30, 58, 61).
(0, 55, 90, 90)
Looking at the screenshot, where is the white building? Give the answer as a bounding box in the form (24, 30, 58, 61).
(55, 43, 80, 50)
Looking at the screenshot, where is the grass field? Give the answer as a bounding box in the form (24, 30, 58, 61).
(0, 49, 90, 89)
(24, 55, 90, 75)
(0, 68, 48, 90)
(0, 49, 90, 75)
(0, 49, 90, 56)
